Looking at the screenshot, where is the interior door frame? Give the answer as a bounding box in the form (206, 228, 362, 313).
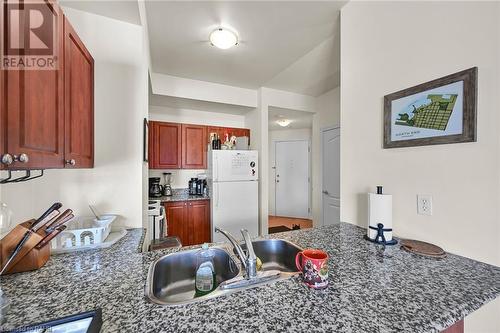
(321, 126, 340, 226)
(274, 139, 311, 219)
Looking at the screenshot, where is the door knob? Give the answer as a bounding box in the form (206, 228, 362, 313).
(276, 180, 280, 183)
(322, 190, 329, 195)
(14, 153, 29, 163)
(65, 159, 76, 166)
(1, 154, 13, 165)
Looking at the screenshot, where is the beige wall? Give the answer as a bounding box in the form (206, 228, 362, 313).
(312, 87, 340, 225)
(340, 2, 500, 332)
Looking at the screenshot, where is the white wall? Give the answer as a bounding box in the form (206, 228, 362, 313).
(0, 8, 148, 228)
(340, 2, 500, 332)
(245, 90, 266, 235)
(250, 88, 317, 235)
(150, 73, 257, 108)
(268, 128, 312, 216)
(149, 105, 246, 189)
(312, 87, 340, 225)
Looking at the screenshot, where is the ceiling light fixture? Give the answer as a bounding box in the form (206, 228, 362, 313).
(209, 28, 238, 49)
(276, 119, 291, 127)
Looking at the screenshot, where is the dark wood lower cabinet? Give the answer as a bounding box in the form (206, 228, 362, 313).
(164, 201, 189, 245)
(164, 200, 211, 246)
(441, 320, 463, 333)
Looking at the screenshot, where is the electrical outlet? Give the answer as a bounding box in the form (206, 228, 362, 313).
(417, 195, 433, 216)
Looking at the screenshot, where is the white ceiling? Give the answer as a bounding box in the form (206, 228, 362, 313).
(59, 1, 345, 97)
(268, 106, 313, 130)
(145, 1, 345, 94)
(60, 0, 141, 25)
(265, 33, 340, 96)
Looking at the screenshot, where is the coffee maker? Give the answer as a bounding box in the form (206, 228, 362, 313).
(149, 177, 163, 198)
(162, 172, 173, 196)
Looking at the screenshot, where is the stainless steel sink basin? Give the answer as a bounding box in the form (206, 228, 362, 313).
(146, 247, 240, 306)
(146, 239, 303, 306)
(240, 239, 302, 274)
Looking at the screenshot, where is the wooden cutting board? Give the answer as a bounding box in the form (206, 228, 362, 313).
(400, 239, 446, 258)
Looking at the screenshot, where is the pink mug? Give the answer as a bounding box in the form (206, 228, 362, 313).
(295, 249, 329, 289)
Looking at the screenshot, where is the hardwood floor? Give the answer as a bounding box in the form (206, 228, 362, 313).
(268, 215, 313, 231)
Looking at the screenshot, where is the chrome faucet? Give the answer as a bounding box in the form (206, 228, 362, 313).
(215, 227, 257, 279)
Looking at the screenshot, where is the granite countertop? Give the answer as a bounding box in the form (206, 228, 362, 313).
(1, 223, 500, 332)
(150, 188, 210, 203)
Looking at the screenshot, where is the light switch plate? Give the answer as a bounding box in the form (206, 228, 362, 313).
(417, 195, 433, 216)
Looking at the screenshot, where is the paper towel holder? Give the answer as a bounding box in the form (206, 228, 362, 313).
(364, 223, 398, 246)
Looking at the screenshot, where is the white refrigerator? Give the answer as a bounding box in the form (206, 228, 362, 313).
(207, 150, 259, 243)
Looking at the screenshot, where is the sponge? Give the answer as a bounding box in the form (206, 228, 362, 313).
(256, 257, 263, 271)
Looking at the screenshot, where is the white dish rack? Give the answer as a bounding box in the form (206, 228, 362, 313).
(51, 214, 118, 252)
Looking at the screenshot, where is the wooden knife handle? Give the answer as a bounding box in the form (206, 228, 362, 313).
(36, 226, 66, 249)
(45, 209, 73, 232)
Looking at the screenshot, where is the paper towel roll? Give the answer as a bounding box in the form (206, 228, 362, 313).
(367, 193, 393, 241)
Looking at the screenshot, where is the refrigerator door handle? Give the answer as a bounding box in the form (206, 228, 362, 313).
(214, 154, 219, 181)
(215, 183, 220, 208)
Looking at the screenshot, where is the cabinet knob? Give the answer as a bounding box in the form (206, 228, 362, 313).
(1, 154, 13, 165)
(14, 153, 29, 163)
(65, 159, 76, 166)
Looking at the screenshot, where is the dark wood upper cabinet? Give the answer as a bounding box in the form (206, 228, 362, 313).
(181, 124, 206, 169)
(0, 3, 94, 170)
(149, 121, 182, 169)
(148, 122, 250, 170)
(2, 2, 65, 169)
(64, 17, 94, 168)
(207, 126, 250, 145)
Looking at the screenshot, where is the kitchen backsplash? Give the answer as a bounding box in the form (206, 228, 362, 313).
(148, 169, 207, 188)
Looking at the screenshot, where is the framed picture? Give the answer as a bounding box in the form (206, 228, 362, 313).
(143, 118, 149, 162)
(384, 67, 477, 148)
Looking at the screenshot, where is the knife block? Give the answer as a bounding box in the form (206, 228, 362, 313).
(0, 220, 51, 275)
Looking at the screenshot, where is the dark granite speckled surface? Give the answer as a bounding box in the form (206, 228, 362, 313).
(149, 188, 210, 203)
(1, 223, 499, 332)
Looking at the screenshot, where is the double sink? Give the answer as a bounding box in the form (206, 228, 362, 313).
(146, 239, 302, 306)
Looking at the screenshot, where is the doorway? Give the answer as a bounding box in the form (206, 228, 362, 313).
(269, 139, 312, 234)
(268, 108, 313, 234)
(275, 140, 310, 218)
(322, 127, 340, 225)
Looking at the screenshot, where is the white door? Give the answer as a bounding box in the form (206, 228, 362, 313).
(275, 140, 310, 218)
(322, 128, 340, 225)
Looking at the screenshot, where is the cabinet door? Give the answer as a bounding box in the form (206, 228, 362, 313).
(206, 127, 250, 146)
(206, 126, 221, 144)
(0, 49, 4, 170)
(64, 16, 94, 168)
(151, 121, 181, 169)
(165, 202, 188, 246)
(188, 200, 211, 245)
(3, 2, 65, 169)
(181, 124, 206, 169)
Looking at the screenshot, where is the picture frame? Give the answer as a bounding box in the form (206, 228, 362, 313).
(383, 67, 477, 148)
(143, 118, 149, 162)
